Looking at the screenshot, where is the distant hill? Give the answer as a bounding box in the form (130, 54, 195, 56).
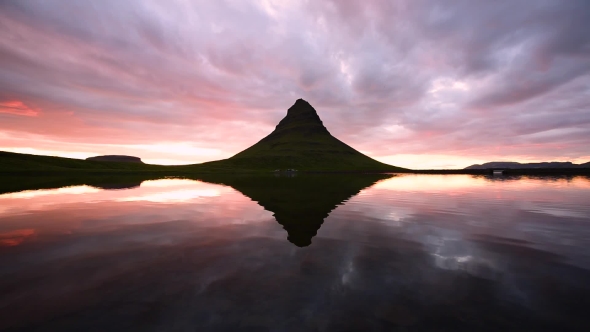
(203, 99, 405, 171)
(86, 155, 143, 163)
(465, 161, 590, 169)
(0, 151, 160, 172)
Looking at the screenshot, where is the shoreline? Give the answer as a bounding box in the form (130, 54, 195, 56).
(1, 168, 590, 176)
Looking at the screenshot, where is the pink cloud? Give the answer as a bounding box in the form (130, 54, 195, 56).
(0, 1, 588, 168)
(0, 101, 38, 116)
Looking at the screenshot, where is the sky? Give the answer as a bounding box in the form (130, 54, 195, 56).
(0, 0, 589, 169)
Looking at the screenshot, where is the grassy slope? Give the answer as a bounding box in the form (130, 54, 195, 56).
(212, 130, 398, 171)
(0, 151, 159, 172)
(0, 151, 237, 174)
(211, 99, 406, 171)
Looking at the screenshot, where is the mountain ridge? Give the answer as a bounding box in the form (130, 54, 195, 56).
(465, 161, 590, 169)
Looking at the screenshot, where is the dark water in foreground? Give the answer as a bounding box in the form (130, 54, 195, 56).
(1, 174, 590, 331)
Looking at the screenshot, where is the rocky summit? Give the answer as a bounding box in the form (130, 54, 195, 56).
(211, 99, 403, 171)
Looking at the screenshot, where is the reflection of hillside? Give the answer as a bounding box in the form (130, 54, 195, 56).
(193, 174, 392, 247)
(0, 175, 157, 195)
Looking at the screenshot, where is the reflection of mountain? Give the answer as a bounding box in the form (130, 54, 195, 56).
(193, 174, 391, 247)
(0, 173, 391, 246)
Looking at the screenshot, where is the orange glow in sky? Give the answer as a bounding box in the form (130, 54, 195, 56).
(1, 1, 589, 169)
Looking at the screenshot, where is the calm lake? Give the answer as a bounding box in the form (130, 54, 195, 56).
(1, 174, 590, 331)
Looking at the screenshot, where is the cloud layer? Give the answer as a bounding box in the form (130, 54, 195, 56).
(1, 0, 589, 168)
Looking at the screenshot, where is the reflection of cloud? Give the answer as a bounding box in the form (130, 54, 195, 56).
(118, 189, 221, 203)
(140, 179, 203, 188)
(432, 254, 498, 279)
(0, 174, 589, 330)
(0, 179, 234, 215)
(0, 185, 100, 199)
(525, 206, 588, 218)
(341, 261, 355, 286)
(374, 174, 590, 192)
(0, 228, 35, 246)
(372, 174, 488, 192)
(117, 179, 225, 202)
(519, 197, 590, 218)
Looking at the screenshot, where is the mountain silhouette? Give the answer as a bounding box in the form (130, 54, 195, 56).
(0, 99, 404, 172)
(204, 99, 404, 171)
(193, 173, 392, 246)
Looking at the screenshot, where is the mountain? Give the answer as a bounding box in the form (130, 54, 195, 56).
(0, 100, 403, 173)
(193, 173, 391, 247)
(86, 155, 143, 163)
(202, 99, 404, 171)
(465, 161, 590, 169)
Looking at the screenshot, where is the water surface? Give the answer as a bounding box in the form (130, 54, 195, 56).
(1, 174, 590, 331)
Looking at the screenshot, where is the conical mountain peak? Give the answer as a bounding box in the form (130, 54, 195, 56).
(222, 99, 404, 171)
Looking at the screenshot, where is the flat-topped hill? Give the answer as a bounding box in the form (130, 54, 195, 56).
(86, 155, 143, 163)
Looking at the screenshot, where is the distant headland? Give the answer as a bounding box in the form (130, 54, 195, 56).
(466, 161, 590, 169)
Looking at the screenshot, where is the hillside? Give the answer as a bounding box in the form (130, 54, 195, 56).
(0, 151, 239, 174)
(201, 99, 405, 171)
(0, 151, 156, 172)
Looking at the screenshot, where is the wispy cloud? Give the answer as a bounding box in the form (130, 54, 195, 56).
(0, 101, 38, 116)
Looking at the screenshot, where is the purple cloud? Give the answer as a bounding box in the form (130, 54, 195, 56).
(0, 0, 588, 168)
